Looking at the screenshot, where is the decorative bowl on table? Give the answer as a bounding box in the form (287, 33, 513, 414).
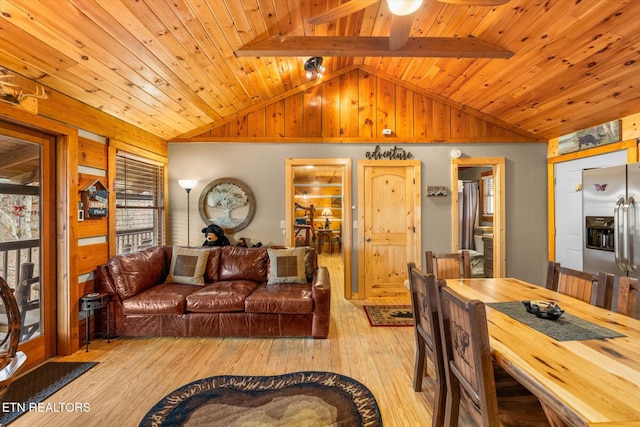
(522, 300, 564, 320)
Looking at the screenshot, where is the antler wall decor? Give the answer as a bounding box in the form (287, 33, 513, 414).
(0, 73, 47, 113)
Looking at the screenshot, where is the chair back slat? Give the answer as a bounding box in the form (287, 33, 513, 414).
(618, 276, 639, 319)
(546, 262, 613, 309)
(410, 265, 437, 347)
(437, 285, 499, 427)
(407, 263, 447, 426)
(426, 251, 471, 279)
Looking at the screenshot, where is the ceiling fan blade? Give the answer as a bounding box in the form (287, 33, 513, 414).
(437, 0, 509, 5)
(307, 0, 380, 25)
(389, 14, 414, 50)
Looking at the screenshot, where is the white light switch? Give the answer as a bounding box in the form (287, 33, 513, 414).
(280, 220, 285, 228)
(353, 220, 358, 229)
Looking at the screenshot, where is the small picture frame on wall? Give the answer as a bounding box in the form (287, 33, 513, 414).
(558, 120, 621, 155)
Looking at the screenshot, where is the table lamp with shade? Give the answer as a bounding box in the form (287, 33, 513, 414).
(321, 208, 333, 229)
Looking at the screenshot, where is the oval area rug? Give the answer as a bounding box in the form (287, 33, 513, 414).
(139, 371, 382, 427)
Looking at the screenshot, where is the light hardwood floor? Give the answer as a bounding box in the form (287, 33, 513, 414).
(14, 254, 438, 427)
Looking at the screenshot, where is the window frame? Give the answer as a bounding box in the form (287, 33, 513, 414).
(114, 151, 166, 255)
(480, 170, 494, 222)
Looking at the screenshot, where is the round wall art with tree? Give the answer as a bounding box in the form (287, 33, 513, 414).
(198, 178, 256, 234)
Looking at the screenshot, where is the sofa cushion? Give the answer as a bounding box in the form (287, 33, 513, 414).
(218, 247, 268, 282)
(186, 281, 258, 313)
(166, 246, 209, 285)
(304, 247, 317, 282)
(204, 247, 222, 283)
(245, 283, 313, 314)
(108, 246, 167, 299)
(121, 283, 201, 315)
(267, 247, 306, 285)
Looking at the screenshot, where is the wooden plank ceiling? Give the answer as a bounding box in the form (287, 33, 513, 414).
(0, 0, 639, 142)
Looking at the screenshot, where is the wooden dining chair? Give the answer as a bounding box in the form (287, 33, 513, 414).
(425, 251, 471, 279)
(617, 276, 639, 319)
(546, 261, 614, 309)
(14, 263, 41, 341)
(407, 262, 446, 427)
(436, 283, 550, 427)
(0, 276, 27, 402)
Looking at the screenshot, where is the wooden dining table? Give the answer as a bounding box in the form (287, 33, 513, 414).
(444, 277, 640, 427)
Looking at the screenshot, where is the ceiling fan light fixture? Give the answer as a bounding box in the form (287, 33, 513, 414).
(387, 0, 423, 16)
(304, 56, 325, 79)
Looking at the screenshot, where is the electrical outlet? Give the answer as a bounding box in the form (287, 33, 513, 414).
(382, 128, 392, 135)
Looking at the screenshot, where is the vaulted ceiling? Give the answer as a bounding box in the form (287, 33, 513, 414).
(1, 0, 639, 142)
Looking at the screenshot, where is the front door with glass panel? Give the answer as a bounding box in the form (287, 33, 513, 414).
(0, 122, 55, 367)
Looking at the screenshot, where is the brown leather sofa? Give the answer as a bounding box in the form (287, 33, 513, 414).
(94, 245, 331, 338)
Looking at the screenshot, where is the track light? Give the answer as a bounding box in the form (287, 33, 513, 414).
(304, 57, 325, 79)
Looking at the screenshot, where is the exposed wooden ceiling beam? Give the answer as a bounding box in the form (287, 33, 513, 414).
(236, 36, 513, 59)
(0, 146, 39, 168)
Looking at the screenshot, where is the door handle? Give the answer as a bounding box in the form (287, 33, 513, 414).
(625, 196, 636, 272)
(366, 237, 371, 242)
(614, 197, 626, 272)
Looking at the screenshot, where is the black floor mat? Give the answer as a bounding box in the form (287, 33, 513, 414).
(0, 361, 98, 425)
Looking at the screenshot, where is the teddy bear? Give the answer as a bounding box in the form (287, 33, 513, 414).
(201, 223, 230, 247)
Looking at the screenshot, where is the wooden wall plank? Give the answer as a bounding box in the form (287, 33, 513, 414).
(77, 242, 109, 275)
(284, 93, 303, 137)
(414, 94, 432, 139)
(322, 78, 341, 138)
(339, 70, 359, 138)
(376, 77, 395, 133)
(247, 109, 266, 137)
(432, 103, 451, 141)
(78, 217, 108, 239)
(395, 85, 413, 139)
(180, 68, 541, 143)
(358, 70, 377, 139)
(228, 116, 248, 137)
(265, 101, 285, 138)
(78, 137, 107, 169)
(303, 85, 322, 138)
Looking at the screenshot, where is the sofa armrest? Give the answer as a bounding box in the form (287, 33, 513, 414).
(311, 266, 331, 338)
(95, 264, 116, 296)
(94, 264, 124, 336)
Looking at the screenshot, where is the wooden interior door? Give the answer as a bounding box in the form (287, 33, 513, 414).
(358, 160, 421, 299)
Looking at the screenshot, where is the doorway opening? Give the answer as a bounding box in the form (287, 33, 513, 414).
(285, 159, 352, 298)
(451, 157, 505, 277)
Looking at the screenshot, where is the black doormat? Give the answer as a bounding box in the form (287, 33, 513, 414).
(0, 361, 98, 425)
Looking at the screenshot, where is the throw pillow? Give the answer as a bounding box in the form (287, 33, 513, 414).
(166, 246, 209, 286)
(267, 247, 306, 285)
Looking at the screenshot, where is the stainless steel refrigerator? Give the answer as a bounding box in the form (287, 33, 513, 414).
(583, 162, 640, 309)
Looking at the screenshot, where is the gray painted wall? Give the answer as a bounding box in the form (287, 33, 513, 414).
(168, 142, 548, 288)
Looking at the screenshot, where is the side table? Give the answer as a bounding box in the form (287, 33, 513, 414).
(80, 292, 110, 352)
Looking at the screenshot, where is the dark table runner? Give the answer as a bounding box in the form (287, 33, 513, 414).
(487, 301, 625, 341)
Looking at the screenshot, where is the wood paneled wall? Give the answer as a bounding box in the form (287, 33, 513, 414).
(0, 75, 168, 356)
(177, 68, 543, 144)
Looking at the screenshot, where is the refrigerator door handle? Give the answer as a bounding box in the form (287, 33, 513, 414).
(614, 197, 627, 271)
(625, 196, 637, 272)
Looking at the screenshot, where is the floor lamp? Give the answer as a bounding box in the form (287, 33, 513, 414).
(178, 179, 197, 246)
